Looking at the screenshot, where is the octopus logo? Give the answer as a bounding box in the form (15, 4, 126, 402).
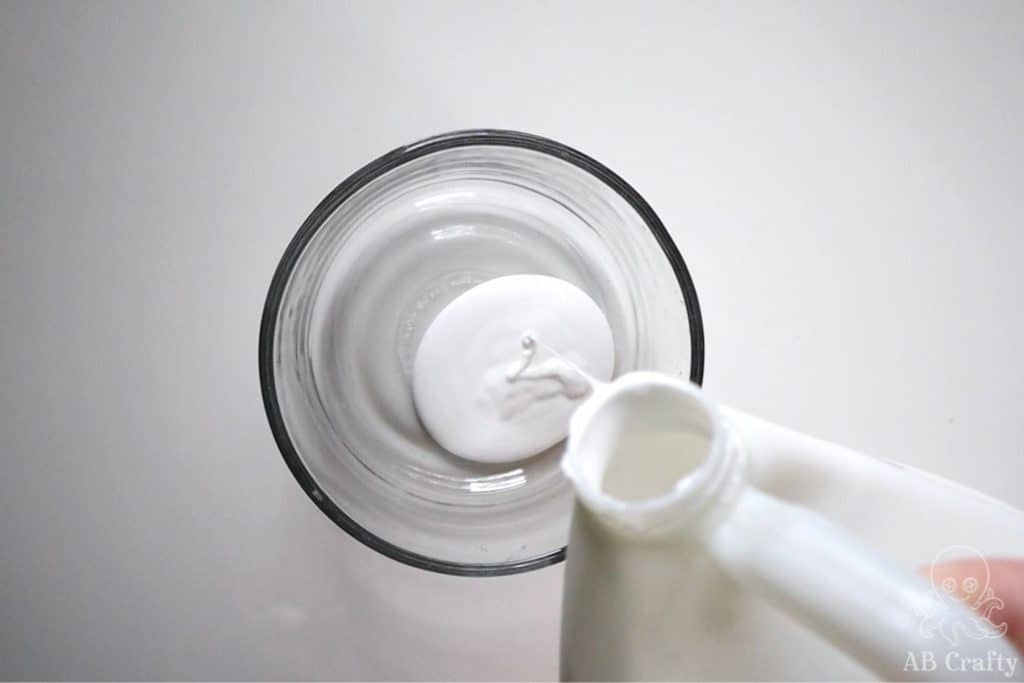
(919, 545, 1008, 646)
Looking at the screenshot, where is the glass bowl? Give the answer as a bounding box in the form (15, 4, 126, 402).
(259, 129, 704, 576)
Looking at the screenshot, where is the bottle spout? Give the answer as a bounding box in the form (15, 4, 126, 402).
(560, 372, 744, 535)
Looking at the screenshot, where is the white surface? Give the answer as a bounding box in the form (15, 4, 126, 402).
(413, 275, 613, 463)
(1, 1, 1022, 679)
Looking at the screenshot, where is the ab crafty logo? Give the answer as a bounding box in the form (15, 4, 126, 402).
(905, 545, 1017, 679)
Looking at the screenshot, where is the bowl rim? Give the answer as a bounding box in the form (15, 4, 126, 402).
(258, 128, 705, 576)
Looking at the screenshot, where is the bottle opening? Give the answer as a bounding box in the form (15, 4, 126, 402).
(600, 422, 714, 502)
(564, 373, 731, 534)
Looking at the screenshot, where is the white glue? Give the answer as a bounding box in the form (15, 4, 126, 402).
(412, 274, 614, 463)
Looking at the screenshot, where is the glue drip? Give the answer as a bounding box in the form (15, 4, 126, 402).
(412, 274, 615, 464)
(505, 333, 593, 399)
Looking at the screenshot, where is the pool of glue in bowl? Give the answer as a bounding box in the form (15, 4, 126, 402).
(411, 274, 615, 465)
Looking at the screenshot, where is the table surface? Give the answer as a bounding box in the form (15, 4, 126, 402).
(2, 1, 1022, 679)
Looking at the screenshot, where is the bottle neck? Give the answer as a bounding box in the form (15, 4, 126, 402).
(561, 372, 747, 536)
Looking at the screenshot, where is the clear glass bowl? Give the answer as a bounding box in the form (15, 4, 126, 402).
(259, 130, 704, 575)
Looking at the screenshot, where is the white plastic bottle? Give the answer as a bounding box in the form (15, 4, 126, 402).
(560, 373, 1024, 681)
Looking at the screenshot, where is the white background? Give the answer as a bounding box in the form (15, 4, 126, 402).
(2, 1, 1022, 679)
